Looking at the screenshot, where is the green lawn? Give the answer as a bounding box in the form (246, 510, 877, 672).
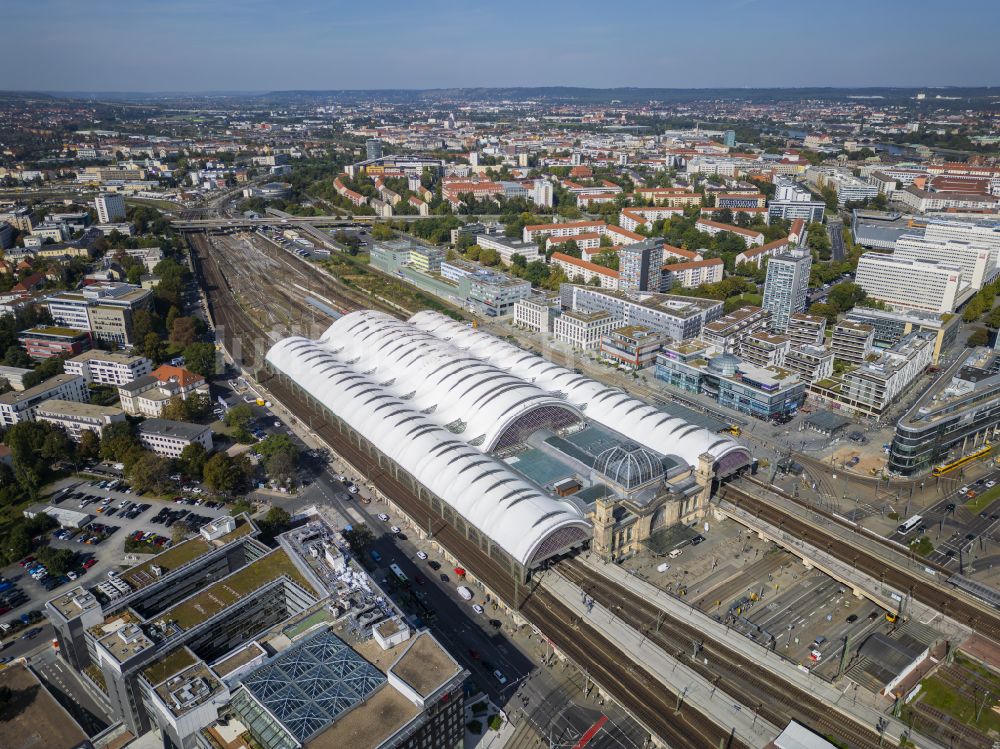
(914, 654, 1000, 735)
(965, 483, 1000, 513)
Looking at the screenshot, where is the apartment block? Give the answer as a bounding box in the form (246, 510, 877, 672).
(563, 285, 723, 341)
(831, 321, 875, 364)
(137, 419, 213, 458)
(739, 331, 790, 368)
(762, 250, 812, 331)
(784, 345, 835, 384)
(553, 310, 619, 350)
(662, 258, 723, 289)
(45, 282, 153, 347)
(599, 325, 667, 370)
(64, 350, 153, 386)
(513, 296, 555, 333)
(118, 365, 208, 417)
(786, 313, 827, 348)
(0, 374, 88, 426)
(701, 305, 771, 353)
(34, 399, 126, 441)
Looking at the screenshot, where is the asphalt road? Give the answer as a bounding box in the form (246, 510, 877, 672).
(828, 219, 846, 261)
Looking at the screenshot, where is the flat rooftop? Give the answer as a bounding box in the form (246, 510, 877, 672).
(0, 665, 89, 749)
(152, 661, 225, 718)
(143, 646, 197, 686)
(211, 641, 267, 678)
(0, 374, 82, 406)
(36, 398, 124, 419)
(390, 631, 463, 699)
(48, 585, 100, 620)
(305, 683, 419, 749)
(163, 547, 313, 630)
(119, 516, 253, 592)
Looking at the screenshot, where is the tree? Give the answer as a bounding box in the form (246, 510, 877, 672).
(143, 332, 165, 364)
(183, 342, 216, 377)
(127, 453, 172, 494)
(479, 247, 500, 266)
(203, 452, 245, 493)
(169, 317, 198, 348)
(99, 421, 143, 466)
(77, 429, 100, 462)
(225, 402, 255, 442)
(968, 327, 990, 347)
(371, 224, 394, 241)
(177, 442, 208, 478)
(132, 309, 161, 343)
(257, 506, 292, 544)
(342, 524, 376, 555)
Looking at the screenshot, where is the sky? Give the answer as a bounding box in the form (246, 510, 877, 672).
(3, 0, 1000, 92)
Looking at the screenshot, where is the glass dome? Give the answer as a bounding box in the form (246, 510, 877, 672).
(707, 353, 741, 377)
(594, 443, 664, 490)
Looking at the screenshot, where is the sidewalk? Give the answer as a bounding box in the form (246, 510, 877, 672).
(541, 568, 780, 749)
(573, 554, 937, 748)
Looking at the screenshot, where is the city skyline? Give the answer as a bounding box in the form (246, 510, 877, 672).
(4, 0, 1000, 91)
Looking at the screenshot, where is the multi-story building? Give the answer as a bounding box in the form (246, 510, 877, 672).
(768, 176, 826, 223)
(786, 312, 827, 348)
(599, 325, 667, 370)
(136, 418, 213, 458)
(522, 220, 605, 243)
(889, 348, 1000, 475)
(513, 296, 556, 333)
(118, 365, 208, 417)
(464, 270, 532, 317)
(0, 365, 32, 391)
(474, 233, 540, 263)
(553, 309, 619, 350)
(854, 253, 967, 313)
(0, 374, 88, 426)
(661, 258, 723, 290)
(408, 246, 444, 274)
(46, 511, 468, 748)
(34, 399, 126, 441)
(893, 234, 997, 291)
(618, 239, 663, 293)
(18, 326, 93, 360)
(844, 307, 959, 364)
(656, 342, 805, 420)
(734, 237, 791, 269)
(695, 218, 764, 248)
(922, 218, 1000, 256)
(895, 186, 998, 214)
(0, 205, 34, 233)
(365, 138, 383, 161)
(548, 232, 602, 253)
(810, 167, 879, 205)
(95, 192, 126, 224)
(0, 221, 14, 250)
(831, 321, 875, 364)
(811, 332, 934, 417)
(762, 250, 811, 331)
(45, 282, 153, 347)
(717, 192, 766, 209)
(551, 253, 620, 290)
(784, 344, 835, 384)
(701, 305, 771, 353)
(64, 350, 152, 386)
(563, 285, 723, 341)
(739, 331, 790, 368)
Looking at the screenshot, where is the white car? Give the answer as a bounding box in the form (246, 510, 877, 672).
(67, 571, 78, 580)
(987, 480, 996, 488)
(348, 485, 359, 494)
(472, 604, 484, 615)
(377, 513, 390, 522)
(960, 486, 970, 494)
(390, 526, 401, 535)
(274, 421, 281, 428)
(416, 551, 428, 560)
(493, 670, 507, 685)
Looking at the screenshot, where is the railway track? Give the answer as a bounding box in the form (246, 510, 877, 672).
(722, 483, 1000, 642)
(189, 233, 744, 749)
(557, 559, 885, 749)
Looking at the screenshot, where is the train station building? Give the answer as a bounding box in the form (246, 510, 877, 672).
(266, 310, 753, 570)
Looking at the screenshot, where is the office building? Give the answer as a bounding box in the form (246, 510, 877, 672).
(844, 307, 959, 364)
(786, 313, 827, 348)
(563, 285, 723, 342)
(850, 210, 914, 250)
(656, 342, 805, 420)
(18, 327, 92, 360)
(831, 321, 875, 364)
(723, 130, 736, 148)
(408, 246, 444, 274)
(34, 399, 126, 441)
(893, 234, 996, 291)
(762, 250, 811, 331)
(136, 419, 213, 458)
(922, 218, 1000, 255)
(0, 205, 34, 233)
(599, 325, 667, 370)
(513, 296, 557, 333)
(365, 139, 383, 161)
(0, 374, 88, 426)
(701, 306, 771, 354)
(45, 282, 153, 347)
(619, 239, 664, 294)
(813, 332, 934, 417)
(890, 348, 1000, 475)
(465, 269, 531, 317)
(95, 192, 126, 224)
(0, 221, 13, 250)
(474, 233, 540, 263)
(768, 176, 826, 223)
(64, 350, 152, 386)
(854, 253, 967, 313)
(784, 345, 835, 384)
(811, 167, 879, 205)
(553, 310, 618, 350)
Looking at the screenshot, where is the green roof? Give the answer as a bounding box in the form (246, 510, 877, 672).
(23, 326, 89, 338)
(142, 647, 197, 685)
(163, 548, 313, 630)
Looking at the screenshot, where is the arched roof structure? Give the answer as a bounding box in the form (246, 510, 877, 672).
(265, 319, 590, 568)
(409, 310, 752, 475)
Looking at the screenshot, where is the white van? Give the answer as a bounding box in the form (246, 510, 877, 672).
(656, 562, 671, 573)
(668, 549, 683, 559)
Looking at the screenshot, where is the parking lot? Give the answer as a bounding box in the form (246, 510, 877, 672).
(0, 477, 232, 644)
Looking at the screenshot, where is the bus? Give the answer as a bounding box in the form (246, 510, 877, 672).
(896, 515, 923, 535)
(932, 444, 992, 477)
(389, 563, 408, 584)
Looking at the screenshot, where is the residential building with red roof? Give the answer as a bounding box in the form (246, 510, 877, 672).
(662, 258, 724, 289)
(696, 218, 764, 248)
(523, 220, 606, 243)
(735, 237, 791, 268)
(550, 252, 619, 290)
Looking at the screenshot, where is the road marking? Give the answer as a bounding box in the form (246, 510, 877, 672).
(572, 715, 607, 749)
